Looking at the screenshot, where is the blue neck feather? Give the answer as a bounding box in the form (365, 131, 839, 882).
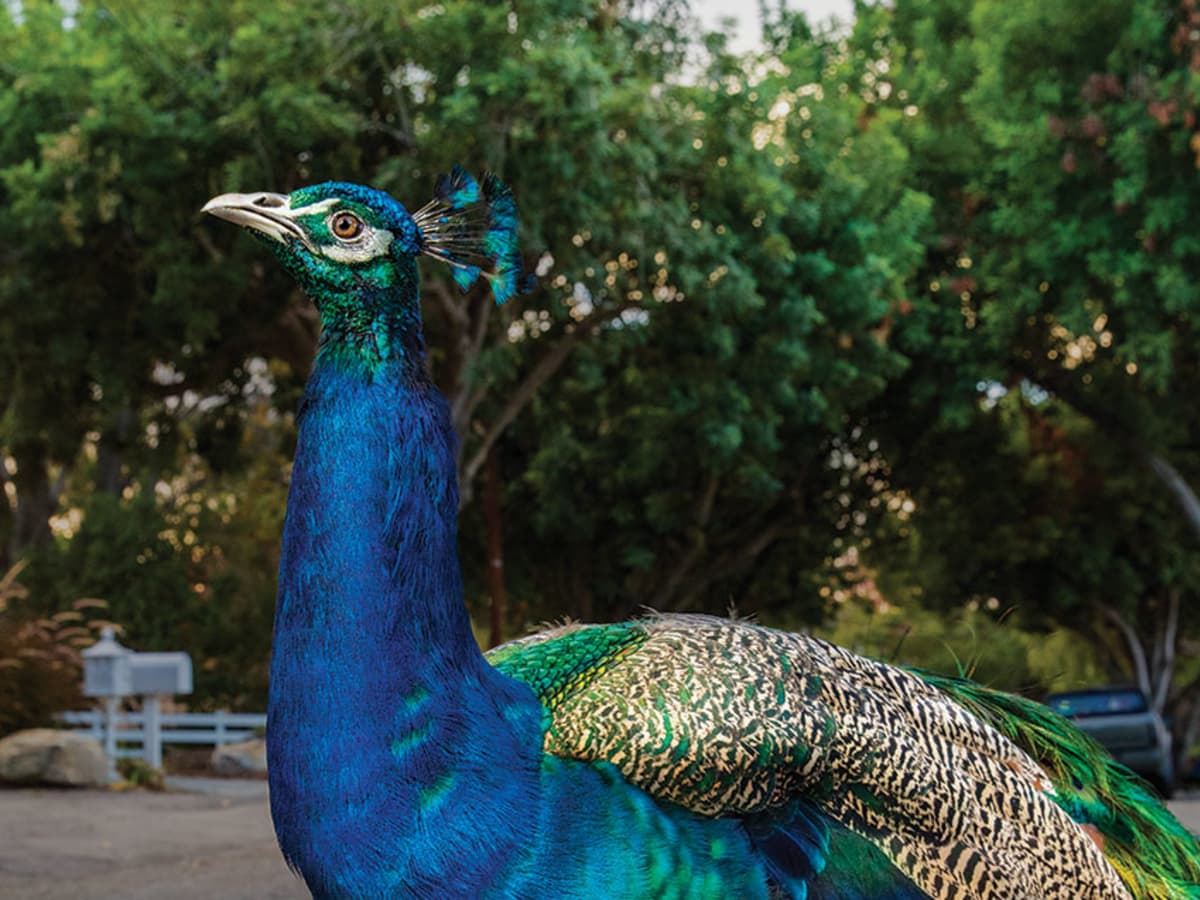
(267, 282, 774, 899)
(267, 296, 545, 894)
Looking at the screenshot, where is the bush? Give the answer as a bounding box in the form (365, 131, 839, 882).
(0, 562, 121, 736)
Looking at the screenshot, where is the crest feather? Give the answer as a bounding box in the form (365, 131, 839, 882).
(413, 166, 532, 304)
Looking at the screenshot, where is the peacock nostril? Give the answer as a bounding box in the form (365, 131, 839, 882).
(254, 195, 286, 208)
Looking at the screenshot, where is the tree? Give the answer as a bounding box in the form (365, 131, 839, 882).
(1, 0, 932, 652)
(864, 0, 1200, 759)
(481, 14, 933, 624)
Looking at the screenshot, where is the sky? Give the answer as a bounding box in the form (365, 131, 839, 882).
(694, 0, 856, 50)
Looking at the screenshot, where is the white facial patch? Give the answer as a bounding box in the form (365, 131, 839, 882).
(288, 198, 340, 219)
(320, 227, 395, 264)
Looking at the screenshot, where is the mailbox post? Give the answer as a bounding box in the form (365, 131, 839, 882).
(129, 653, 193, 768)
(81, 627, 132, 781)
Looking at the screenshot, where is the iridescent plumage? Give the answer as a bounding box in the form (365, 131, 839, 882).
(493, 614, 1200, 898)
(203, 172, 1200, 899)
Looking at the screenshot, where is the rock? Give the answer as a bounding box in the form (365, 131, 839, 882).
(0, 728, 110, 787)
(210, 738, 267, 777)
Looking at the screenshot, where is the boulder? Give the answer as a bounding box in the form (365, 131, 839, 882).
(210, 737, 267, 777)
(0, 728, 109, 787)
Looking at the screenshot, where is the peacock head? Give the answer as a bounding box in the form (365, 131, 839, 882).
(202, 169, 526, 357)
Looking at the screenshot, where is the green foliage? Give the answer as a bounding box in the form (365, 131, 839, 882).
(19, 405, 288, 709)
(849, 0, 1200, 745)
(1, 0, 1198, 724)
(23, 494, 193, 646)
(484, 20, 932, 623)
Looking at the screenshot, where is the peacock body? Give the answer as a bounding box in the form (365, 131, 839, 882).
(202, 171, 1200, 899)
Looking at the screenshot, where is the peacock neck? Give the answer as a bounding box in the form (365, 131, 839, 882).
(273, 351, 477, 670)
(267, 338, 545, 892)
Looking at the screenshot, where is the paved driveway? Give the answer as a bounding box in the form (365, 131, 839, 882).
(0, 781, 303, 900)
(1, 783, 1197, 899)
(1170, 792, 1200, 835)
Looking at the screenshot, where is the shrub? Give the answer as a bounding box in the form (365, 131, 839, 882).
(0, 562, 121, 736)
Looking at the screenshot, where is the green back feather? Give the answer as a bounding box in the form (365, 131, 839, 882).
(919, 671, 1200, 899)
(488, 622, 649, 712)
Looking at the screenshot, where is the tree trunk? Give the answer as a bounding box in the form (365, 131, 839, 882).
(0, 459, 14, 571)
(1175, 694, 1200, 775)
(95, 404, 133, 496)
(1151, 589, 1180, 715)
(8, 440, 54, 561)
(483, 447, 506, 649)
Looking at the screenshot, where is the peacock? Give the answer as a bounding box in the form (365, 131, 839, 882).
(202, 170, 1200, 899)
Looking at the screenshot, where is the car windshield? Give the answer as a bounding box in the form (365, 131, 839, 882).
(1047, 690, 1148, 717)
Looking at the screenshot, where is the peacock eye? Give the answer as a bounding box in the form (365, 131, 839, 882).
(330, 212, 364, 241)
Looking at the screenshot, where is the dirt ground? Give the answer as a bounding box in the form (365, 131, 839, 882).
(1, 783, 1197, 899)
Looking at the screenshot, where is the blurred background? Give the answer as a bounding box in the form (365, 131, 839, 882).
(2, 0, 1199, 803)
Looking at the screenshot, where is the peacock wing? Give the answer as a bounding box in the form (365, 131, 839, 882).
(487, 613, 1134, 900)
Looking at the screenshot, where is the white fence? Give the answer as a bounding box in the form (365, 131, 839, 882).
(58, 710, 266, 761)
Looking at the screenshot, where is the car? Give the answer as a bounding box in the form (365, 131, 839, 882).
(1044, 686, 1175, 798)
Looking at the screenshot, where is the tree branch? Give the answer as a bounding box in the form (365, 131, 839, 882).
(0, 457, 14, 517)
(657, 475, 721, 609)
(664, 516, 789, 611)
(469, 292, 495, 362)
(458, 301, 638, 505)
(1100, 603, 1152, 699)
(455, 383, 490, 446)
(459, 329, 584, 505)
(1151, 589, 1180, 715)
(425, 278, 473, 427)
(1178, 698, 1200, 772)
(1013, 358, 1200, 544)
(427, 277, 470, 333)
(450, 292, 494, 438)
(1141, 452, 1200, 542)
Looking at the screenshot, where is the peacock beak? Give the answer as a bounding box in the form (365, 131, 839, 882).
(202, 192, 312, 248)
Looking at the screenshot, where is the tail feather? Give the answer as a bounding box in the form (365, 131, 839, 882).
(920, 671, 1200, 899)
(413, 166, 532, 304)
(746, 801, 926, 900)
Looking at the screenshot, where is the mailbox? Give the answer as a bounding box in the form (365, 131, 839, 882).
(81, 627, 132, 698)
(79, 630, 195, 771)
(129, 652, 193, 696)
